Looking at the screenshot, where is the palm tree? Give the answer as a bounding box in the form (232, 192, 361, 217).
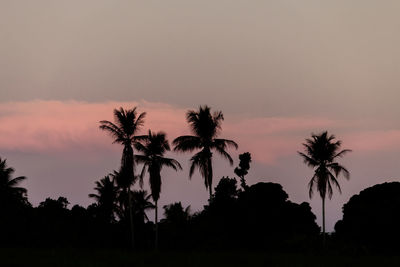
(131, 190, 155, 224)
(99, 107, 146, 248)
(89, 175, 119, 223)
(173, 106, 238, 199)
(298, 131, 351, 245)
(135, 130, 182, 249)
(0, 157, 28, 206)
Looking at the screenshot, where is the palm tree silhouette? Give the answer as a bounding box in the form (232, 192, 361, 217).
(135, 130, 182, 249)
(0, 157, 27, 205)
(89, 175, 119, 223)
(131, 190, 155, 224)
(99, 107, 146, 248)
(298, 131, 351, 245)
(173, 106, 238, 200)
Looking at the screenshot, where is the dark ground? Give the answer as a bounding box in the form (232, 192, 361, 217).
(1, 248, 399, 267)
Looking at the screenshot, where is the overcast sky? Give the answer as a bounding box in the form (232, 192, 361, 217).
(1, 1, 400, 231)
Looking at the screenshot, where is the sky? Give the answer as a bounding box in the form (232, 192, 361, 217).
(1, 1, 400, 231)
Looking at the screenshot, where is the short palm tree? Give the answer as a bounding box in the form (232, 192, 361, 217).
(99, 107, 146, 248)
(0, 157, 27, 206)
(298, 131, 351, 244)
(131, 190, 155, 224)
(89, 175, 119, 223)
(135, 130, 182, 249)
(173, 106, 238, 199)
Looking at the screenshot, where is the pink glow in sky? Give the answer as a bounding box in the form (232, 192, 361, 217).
(0, 100, 397, 163)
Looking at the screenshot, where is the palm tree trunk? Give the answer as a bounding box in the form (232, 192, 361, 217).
(128, 188, 135, 249)
(322, 196, 326, 247)
(207, 155, 213, 200)
(155, 200, 158, 251)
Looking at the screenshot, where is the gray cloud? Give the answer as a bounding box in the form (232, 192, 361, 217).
(1, 1, 399, 119)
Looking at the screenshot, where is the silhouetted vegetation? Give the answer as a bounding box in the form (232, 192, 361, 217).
(99, 107, 147, 248)
(298, 131, 351, 245)
(234, 152, 251, 190)
(88, 175, 118, 223)
(335, 182, 400, 252)
(135, 130, 182, 249)
(173, 105, 238, 199)
(2, 105, 400, 266)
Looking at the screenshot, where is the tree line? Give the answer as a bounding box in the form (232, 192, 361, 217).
(0, 105, 397, 252)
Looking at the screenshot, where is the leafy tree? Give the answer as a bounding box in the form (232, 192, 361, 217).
(335, 182, 400, 250)
(213, 176, 239, 202)
(163, 202, 191, 225)
(298, 131, 351, 244)
(234, 152, 252, 190)
(135, 130, 182, 249)
(39, 196, 69, 210)
(173, 106, 238, 199)
(99, 107, 146, 248)
(89, 175, 119, 223)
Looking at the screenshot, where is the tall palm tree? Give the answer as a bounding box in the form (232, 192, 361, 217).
(135, 130, 182, 249)
(99, 107, 146, 248)
(0, 157, 27, 208)
(89, 175, 119, 223)
(173, 105, 238, 199)
(298, 131, 351, 245)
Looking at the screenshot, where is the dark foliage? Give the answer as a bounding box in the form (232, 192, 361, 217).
(334, 182, 400, 251)
(173, 106, 238, 198)
(158, 178, 320, 251)
(298, 131, 351, 244)
(89, 175, 119, 223)
(234, 152, 252, 190)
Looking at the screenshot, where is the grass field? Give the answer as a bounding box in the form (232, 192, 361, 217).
(0, 248, 399, 267)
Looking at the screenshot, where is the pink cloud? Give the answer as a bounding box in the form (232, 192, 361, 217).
(0, 100, 187, 152)
(0, 100, 398, 164)
(343, 130, 400, 152)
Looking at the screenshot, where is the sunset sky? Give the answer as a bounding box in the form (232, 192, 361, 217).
(1, 1, 400, 231)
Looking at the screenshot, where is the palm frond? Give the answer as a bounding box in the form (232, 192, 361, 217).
(334, 149, 352, 159)
(327, 170, 342, 196)
(213, 138, 238, 150)
(213, 146, 234, 165)
(327, 162, 350, 180)
(99, 121, 124, 143)
(189, 151, 208, 179)
(88, 193, 100, 200)
(138, 164, 147, 189)
(158, 157, 182, 171)
(7, 176, 26, 187)
(173, 135, 201, 152)
(298, 152, 318, 167)
(308, 173, 318, 198)
(135, 111, 147, 129)
(134, 142, 149, 154)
